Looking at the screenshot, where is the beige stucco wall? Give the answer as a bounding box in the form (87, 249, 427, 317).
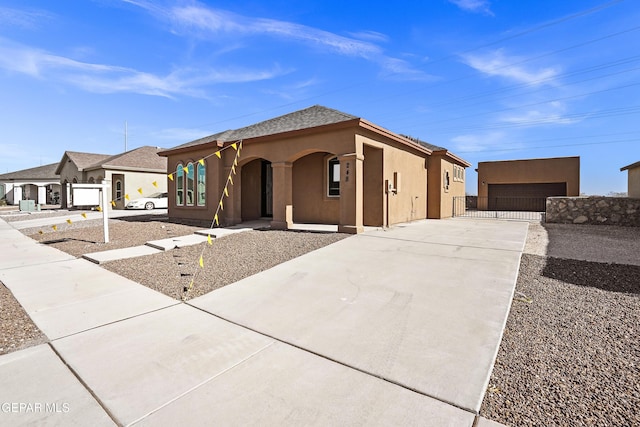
(477, 156, 580, 199)
(427, 155, 466, 219)
(628, 166, 640, 198)
(292, 152, 340, 224)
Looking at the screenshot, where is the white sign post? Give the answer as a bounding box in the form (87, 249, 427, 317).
(71, 181, 110, 243)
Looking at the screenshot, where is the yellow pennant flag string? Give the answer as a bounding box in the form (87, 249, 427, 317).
(66, 219, 72, 224)
(207, 234, 212, 245)
(182, 166, 189, 173)
(219, 200, 224, 210)
(231, 143, 237, 150)
(214, 213, 219, 226)
(137, 188, 143, 195)
(168, 174, 174, 181)
(111, 200, 116, 207)
(152, 181, 158, 187)
(125, 194, 130, 201)
(199, 255, 204, 268)
(224, 186, 229, 197)
(96, 206, 102, 212)
(81, 213, 87, 219)
(215, 151, 221, 159)
(229, 175, 233, 185)
(198, 159, 205, 166)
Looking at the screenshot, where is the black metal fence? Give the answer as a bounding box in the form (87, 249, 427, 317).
(453, 196, 545, 221)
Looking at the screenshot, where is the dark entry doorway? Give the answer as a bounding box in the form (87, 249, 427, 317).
(261, 160, 273, 217)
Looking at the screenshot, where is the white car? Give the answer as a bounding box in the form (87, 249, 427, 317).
(125, 192, 168, 210)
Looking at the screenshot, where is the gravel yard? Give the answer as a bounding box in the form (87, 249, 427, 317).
(2, 217, 639, 427)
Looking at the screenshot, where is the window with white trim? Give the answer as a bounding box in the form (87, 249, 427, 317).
(197, 161, 206, 206)
(176, 164, 184, 205)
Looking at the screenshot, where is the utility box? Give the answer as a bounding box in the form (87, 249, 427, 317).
(19, 200, 39, 212)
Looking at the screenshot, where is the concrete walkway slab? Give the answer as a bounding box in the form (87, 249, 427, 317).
(191, 219, 529, 413)
(0, 235, 75, 269)
(82, 245, 161, 264)
(146, 234, 208, 250)
(0, 344, 115, 426)
(135, 340, 475, 426)
(0, 258, 177, 339)
(194, 227, 252, 239)
(52, 304, 275, 426)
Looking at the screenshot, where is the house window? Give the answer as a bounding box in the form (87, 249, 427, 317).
(444, 170, 450, 191)
(328, 157, 340, 197)
(176, 164, 184, 205)
(197, 161, 206, 206)
(453, 164, 465, 182)
(115, 180, 123, 201)
(186, 162, 195, 206)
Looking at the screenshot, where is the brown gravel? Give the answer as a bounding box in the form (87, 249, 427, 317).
(27, 216, 202, 258)
(103, 230, 348, 300)
(0, 282, 47, 355)
(480, 242, 640, 426)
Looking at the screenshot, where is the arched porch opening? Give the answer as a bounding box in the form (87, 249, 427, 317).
(241, 158, 272, 221)
(292, 151, 340, 225)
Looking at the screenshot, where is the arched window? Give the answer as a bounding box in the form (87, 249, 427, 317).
(176, 164, 184, 205)
(186, 162, 195, 206)
(197, 161, 206, 206)
(115, 179, 123, 201)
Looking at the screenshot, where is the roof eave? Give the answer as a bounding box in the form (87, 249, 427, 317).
(432, 149, 472, 167)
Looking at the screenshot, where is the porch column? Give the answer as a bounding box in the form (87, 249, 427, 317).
(338, 153, 364, 234)
(270, 161, 293, 230)
(37, 186, 47, 205)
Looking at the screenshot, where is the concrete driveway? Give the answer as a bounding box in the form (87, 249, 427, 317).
(0, 217, 527, 426)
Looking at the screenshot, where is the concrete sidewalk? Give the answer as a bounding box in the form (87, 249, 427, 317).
(0, 217, 525, 425)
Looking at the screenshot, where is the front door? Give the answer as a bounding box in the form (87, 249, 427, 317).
(261, 160, 273, 217)
(112, 174, 125, 209)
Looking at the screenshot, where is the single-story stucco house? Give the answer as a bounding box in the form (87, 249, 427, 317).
(55, 146, 168, 209)
(0, 163, 61, 205)
(620, 161, 640, 198)
(159, 105, 470, 233)
(476, 156, 580, 211)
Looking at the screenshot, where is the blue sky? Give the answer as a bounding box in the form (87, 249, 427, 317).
(1, 0, 639, 195)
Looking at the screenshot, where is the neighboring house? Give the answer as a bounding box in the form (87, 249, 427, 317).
(620, 161, 640, 198)
(0, 163, 61, 205)
(55, 146, 168, 209)
(159, 105, 470, 233)
(476, 156, 580, 210)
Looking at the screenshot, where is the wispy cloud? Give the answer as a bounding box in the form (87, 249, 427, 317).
(450, 131, 509, 153)
(499, 106, 582, 126)
(448, 0, 494, 16)
(463, 49, 560, 85)
(124, 0, 433, 79)
(0, 6, 53, 29)
(0, 38, 288, 98)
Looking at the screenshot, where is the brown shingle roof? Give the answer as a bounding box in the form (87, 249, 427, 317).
(168, 105, 358, 151)
(86, 146, 167, 172)
(65, 151, 111, 171)
(621, 161, 640, 171)
(0, 163, 59, 180)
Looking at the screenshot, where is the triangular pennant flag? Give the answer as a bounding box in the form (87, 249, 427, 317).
(81, 213, 87, 219)
(182, 166, 189, 173)
(52, 225, 57, 231)
(231, 165, 236, 175)
(231, 143, 237, 150)
(219, 200, 224, 210)
(199, 255, 204, 268)
(224, 186, 229, 197)
(38, 230, 43, 235)
(215, 151, 221, 159)
(66, 219, 72, 224)
(188, 280, 194, 291)
(96, 206, 103, 212)
(111, 200, 116, 207)
(137, 187, 143, 195)
(152, 181, 158, 187)
(168, 174, 174, 181)
(198, 159, 205, 166)
(207, 234, 212, 245)
(125, 194, 130, 201)
(229, 176, 233, 185)
(234, 157, 238, 166)
(214, 214, 219, 226)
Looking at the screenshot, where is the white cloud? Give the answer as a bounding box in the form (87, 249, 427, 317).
(0, 38, 288, 98)
(463, 49, 559, 85)
(449, 0, 494, 16)
(450, 131, 509, 153)
(499, 109, 582, 126)
(0, 6, 52, 29)
(125, 0, 432, 79)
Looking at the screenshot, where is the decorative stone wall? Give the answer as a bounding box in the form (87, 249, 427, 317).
(546, 196, 640, 226)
